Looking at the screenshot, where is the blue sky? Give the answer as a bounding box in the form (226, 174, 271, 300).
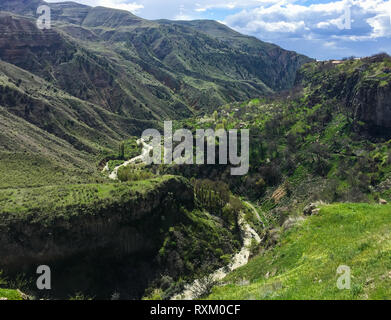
(46, 0, 391, 60)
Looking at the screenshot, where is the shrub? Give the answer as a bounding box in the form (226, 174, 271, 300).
(117, 167, 154, 182)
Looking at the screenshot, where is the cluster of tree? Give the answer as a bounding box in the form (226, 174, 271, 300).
(193, 179, 230, 216)
(192, 179, 243, 231)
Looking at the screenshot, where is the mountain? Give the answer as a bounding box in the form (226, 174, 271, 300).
(0, 0, 311, 189)
(158, 19, 307, 90)
(0, 0, 311, 116)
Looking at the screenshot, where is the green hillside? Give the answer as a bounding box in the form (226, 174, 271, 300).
(0, 60, 155, 188)
(172, 54, 391, 206)
(0, 289, 22, 300)
(208, 203, 391, 300)
(159, 55, 391, 300)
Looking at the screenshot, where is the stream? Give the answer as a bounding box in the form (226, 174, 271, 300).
(171, 212, 262, 300)
(103, 139, 262, 300)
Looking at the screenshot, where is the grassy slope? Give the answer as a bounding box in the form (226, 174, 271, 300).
(209, 203, 391, 300)
(0, 271, 22, 300)
(0, 175, 177, 214)
(0, 289, 22, 300)
(0, 60, 155, 150)
(0, 102, 102, 188)
(0, 59, 158, 188)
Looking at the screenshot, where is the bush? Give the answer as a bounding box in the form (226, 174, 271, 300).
(117, 167, 154, 182)
(193, 179, 230, 215)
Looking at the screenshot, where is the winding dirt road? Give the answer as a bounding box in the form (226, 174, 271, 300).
(107, 138, 152, 180)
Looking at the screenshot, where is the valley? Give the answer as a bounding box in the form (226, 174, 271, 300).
(0, 0, 391, 301)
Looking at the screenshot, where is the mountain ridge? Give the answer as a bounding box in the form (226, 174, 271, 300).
(0, 0, 312, 190)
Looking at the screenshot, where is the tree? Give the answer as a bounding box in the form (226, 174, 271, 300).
(118, 142, 125, 160)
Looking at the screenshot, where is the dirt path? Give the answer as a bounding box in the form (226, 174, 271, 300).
(171, 211, 262, 300)
(244, 201, 265, 227)
(106, 139, 152, 180)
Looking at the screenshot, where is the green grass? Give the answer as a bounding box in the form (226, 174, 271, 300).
(208, 203, 391, 300)
(0, 152, 101, 189)
(0, 270, 23, 300)
(0, 175, 177, 215)
(0, 288, 22, 300)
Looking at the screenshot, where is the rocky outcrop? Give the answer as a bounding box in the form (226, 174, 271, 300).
(352, 81, 391, 129)
(297, 54, 391, 132)
(303, 202, 322, 216)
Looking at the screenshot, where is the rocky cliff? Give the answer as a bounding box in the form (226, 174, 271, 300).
(298, 54, 391, 134)
(0, 176, 193, 269)
(0, 176, 241, 299)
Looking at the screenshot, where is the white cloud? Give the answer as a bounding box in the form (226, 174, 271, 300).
(223, 0, 391, 43)
(99, 0, 144, 12)
(220, 0, 391, 58)
(249, 20, 307, 33)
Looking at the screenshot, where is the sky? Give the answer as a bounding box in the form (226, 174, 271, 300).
(46, 0, 391, 60)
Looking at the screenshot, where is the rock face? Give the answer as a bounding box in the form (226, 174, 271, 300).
(0, 177, 193, 270)
(0, 176, 243, 299)
(353, 82, 391, 129)
(0, 176, 197, 298)
(297, 54, 391, 133)
(303, 203, 320, 216)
